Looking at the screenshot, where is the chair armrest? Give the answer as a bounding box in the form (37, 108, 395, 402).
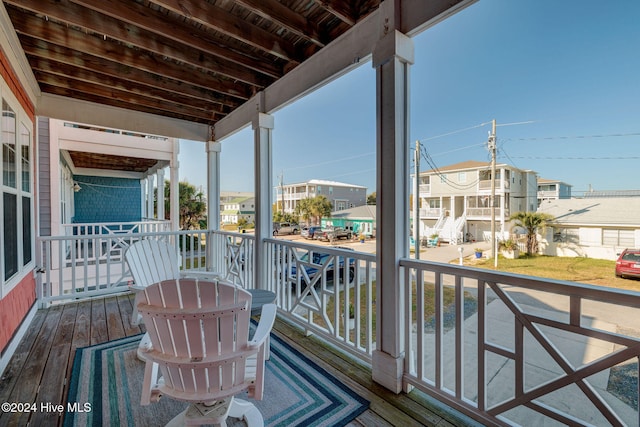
(248, 304, 277, 349)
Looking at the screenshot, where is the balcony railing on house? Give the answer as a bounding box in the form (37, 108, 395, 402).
(478, 180, 511, 191)
(466, 207, 509, 218)
(35, 227, 640, 425)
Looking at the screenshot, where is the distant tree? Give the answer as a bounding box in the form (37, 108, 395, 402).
(157, 180, 206, 230)
(272, 210, 297, 224)
(237, 217, 249, 229)
(367, 192, 376, 205)
(508, 211, 555, 255)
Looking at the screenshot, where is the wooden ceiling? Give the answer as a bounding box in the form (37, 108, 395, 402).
(4, 0, 382, 128)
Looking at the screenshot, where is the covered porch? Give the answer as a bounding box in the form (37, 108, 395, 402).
(0, 0, 639, 426)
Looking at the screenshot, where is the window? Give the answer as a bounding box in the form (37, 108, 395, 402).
(458, 172, 466, 183)
(1, 96, 33, 290)
(603, 229, 634, 247)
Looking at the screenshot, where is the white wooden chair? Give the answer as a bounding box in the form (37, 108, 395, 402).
(124, 239, 217, 325)
(125, 239, 182, 326)
(136, 278, 276, 427)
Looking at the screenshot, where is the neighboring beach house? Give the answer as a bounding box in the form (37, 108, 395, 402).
(537, 178, 572, 205)
(321, 204, 376, 238)
(276, 179, 367, 214)
(413, 160, 538, 243)
(538, 197, 640, 260)
(220, 196, 255, 225)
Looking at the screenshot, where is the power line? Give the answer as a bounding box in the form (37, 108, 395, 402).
(504, 156, 640, 160)
(511, 132, 640, 141)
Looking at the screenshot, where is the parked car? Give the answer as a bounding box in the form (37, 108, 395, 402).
(301, 226, 323, 240)
(289, 247, 356, 286)
(615, 249, 640, 279)
(314, 227, 352, 241)
(273, 222, 300, 236)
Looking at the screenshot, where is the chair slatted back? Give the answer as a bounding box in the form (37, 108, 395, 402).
(125, 239, 180, 288)
(137, 279, 253, 400)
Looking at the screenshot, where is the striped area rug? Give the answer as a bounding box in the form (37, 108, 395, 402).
(65, 332, 369, 426)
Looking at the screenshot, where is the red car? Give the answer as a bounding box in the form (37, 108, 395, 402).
(615, 249, 640, 279)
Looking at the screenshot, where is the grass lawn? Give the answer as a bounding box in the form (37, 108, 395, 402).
(468, 255, 640, 293)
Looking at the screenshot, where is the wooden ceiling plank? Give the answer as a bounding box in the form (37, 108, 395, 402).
(233, 0, 326, 47)
(20, 35, 241, 110)
(30, 57, 229, 115)
(4, 0, 277, 86)
(147, 0, 304, 63)
(316, 1, 357, 26)
(7, 8, 254, 101)
(36, 72, 223, 122)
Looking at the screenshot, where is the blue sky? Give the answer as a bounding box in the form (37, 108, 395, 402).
(180, 0, 640, 197)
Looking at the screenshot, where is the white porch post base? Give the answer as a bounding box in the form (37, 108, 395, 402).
(372, 349, 405, 394)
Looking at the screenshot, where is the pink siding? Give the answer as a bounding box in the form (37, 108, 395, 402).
(0, 275, 36, 353)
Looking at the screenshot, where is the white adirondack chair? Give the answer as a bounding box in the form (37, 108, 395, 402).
(125, 239, 182, 326)
(136, 278, 276, 427)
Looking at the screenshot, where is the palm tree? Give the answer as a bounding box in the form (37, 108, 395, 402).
(508, 211, 554, 255)
(310, 196, 332, 225)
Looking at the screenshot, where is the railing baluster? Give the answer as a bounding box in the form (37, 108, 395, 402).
(477, 279, 486, 412)
(455, 275, 463, 399)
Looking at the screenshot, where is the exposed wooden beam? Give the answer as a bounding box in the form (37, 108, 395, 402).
(316, 1, 357, 26)
(7, 9, 254, 101)
(35, 71, 224, 123)
(147, 0, 305, 64)
(233, 0, 326, 47)
(20, 35, 240, 110)
(4, 0, 278, 86)
(29, 58, 228, 116)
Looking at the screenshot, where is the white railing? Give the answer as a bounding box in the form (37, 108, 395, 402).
(400, 259, 640, 426)
(266, 239, 377, 363)
(418, 207, 442, 218)
(37, 229, 213, 305)
(62, 220, 171, 236)
(207, 231, 255, 289)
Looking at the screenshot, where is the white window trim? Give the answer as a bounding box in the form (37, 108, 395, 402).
(1, 82, 34, 298)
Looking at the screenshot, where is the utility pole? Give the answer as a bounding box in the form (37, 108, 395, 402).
(413, 141, 420, 259)
(279, 171, 284, 215)
(489, 119, 498, 267)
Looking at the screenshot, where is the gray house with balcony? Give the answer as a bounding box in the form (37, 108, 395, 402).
(276, 179, 367, 215)
(413, 160, 538, 243)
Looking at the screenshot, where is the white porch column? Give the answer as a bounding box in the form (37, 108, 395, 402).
(206, 140, 221, 272)
(206, 141, 222, 231)
(157, 168, 165, 221)
(169, 139, 180, 231)
(372, 24, 414, 393)
(146, 175, 155, 219)
(253, 106, 274, 291)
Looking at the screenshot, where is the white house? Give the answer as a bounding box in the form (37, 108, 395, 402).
(413, 160, 538, 243)
(538, 197, 640, 260)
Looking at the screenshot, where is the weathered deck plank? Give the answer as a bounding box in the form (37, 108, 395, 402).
(0, 294, 459, 427)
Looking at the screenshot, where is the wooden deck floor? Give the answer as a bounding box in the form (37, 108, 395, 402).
(0, 294, 462, 427)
